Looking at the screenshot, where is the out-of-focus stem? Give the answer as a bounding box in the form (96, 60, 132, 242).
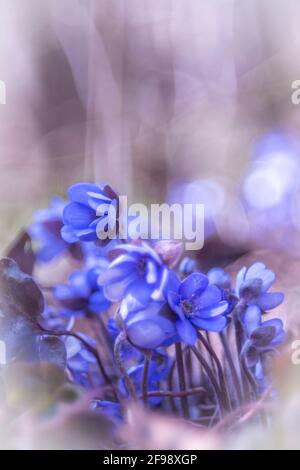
(241, 353, 268, 428)
(191, 345, 226, 417)
(142, 352, 151, 407)
(141, 387, 205, 399)
(40, 326, 118, 398)
(114, 332, 137, 400)
(175, 342, 189, 419)
(197, 331, 231, 412)
(220, 331, 243, 406)
(232, 300, 251, 402)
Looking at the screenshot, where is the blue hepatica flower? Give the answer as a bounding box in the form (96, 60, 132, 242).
(236, 262, 284, 314)
(65, 334, 101, 388)
(54, 264, 111, 317)
(118, 297, 178, 350)
(61, 183, 118, 243)
(241, 305, 286, 367)
(207, 267, 231, 290)
(166, 272, 229, 345)
(99, 242, 169, 306)
(123, 351, 170, 405)
(107, 318, 142, 362)
(28, 197, 82, 262)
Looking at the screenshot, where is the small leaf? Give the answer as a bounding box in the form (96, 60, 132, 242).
(0, 258, 66, 368)
(6, 231, 35, 275)
(0, 257, 44, 321)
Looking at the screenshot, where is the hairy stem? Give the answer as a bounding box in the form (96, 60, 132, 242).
(114, 332, 137, 400)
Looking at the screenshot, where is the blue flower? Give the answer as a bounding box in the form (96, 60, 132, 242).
(99, 242, 169, 305)
(179, 257, 198, 275)
(207, 267, 231, 290)
(123, 351, 170, 405)
(61, 183, 118, 243)
(241, 305, 285, 367)
(65, 334, 102, 388)
(107, 318, 141, 361)
(28, 197, 82, 262)
(236, 262, 284, 313)
(118, 297, 178, 350)
(166, 272, 229, 345)
(90, 400, 122, 424)
(54, 264, 111, 317)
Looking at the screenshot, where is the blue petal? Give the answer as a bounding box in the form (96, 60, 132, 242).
(37, 242, 64, 262)
(127, 318, 175, 349)
(197, 284, 222, 308)
(191, 315, 227, 332)
(259, 269, 275, 292)
(246, 262, 266, 279)
(109, 253, 137, 271)
(197, 300, 229, 318)
(243, 305, 261, 335)
(207, 268, 230, 288)
(163, 270, 180, 297)
(69, 271, 90, 297)
(87, 194, 113, 211)
(146, 260, 158, 284)
(98, 257, 136, 286)
(89, 290, 111, 313)
(74, 228, 98, 241)
(61, 225, 79, 243)
(63, 202, 95, 229)
(54, 284, 73, 300)
(103, 274, 137, 302)
(262, 317, 284, 334)
(257, 292, 284, 310)
(119, 294, 145, 320)
(176, 318, 197, 345)
(68, 183, 101, 204)
(167, 291, 183, 318)
(126, 280, 153, 305)
(179, 273, 208, 299)
(236, 266, 247, 295)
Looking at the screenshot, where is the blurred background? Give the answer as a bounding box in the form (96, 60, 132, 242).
(1, 0, 300, 259)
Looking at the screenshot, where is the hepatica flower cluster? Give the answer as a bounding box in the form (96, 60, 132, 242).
(0, 181, 286, 439)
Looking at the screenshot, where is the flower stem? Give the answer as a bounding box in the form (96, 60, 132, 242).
(232, 301, 251, 402)
(241, 353, 268, 428)
(142, 352, 151, 407)
(114, 332, 137, 400)
(191, 345, 226, 417)
(39, 326, 118, 399)
(175, 342, 189, 419)
(220, 331, 243, 406)
(141, 386, 206, 399)
(167, 359, 177, 412)
(197, 331, 231, 412)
